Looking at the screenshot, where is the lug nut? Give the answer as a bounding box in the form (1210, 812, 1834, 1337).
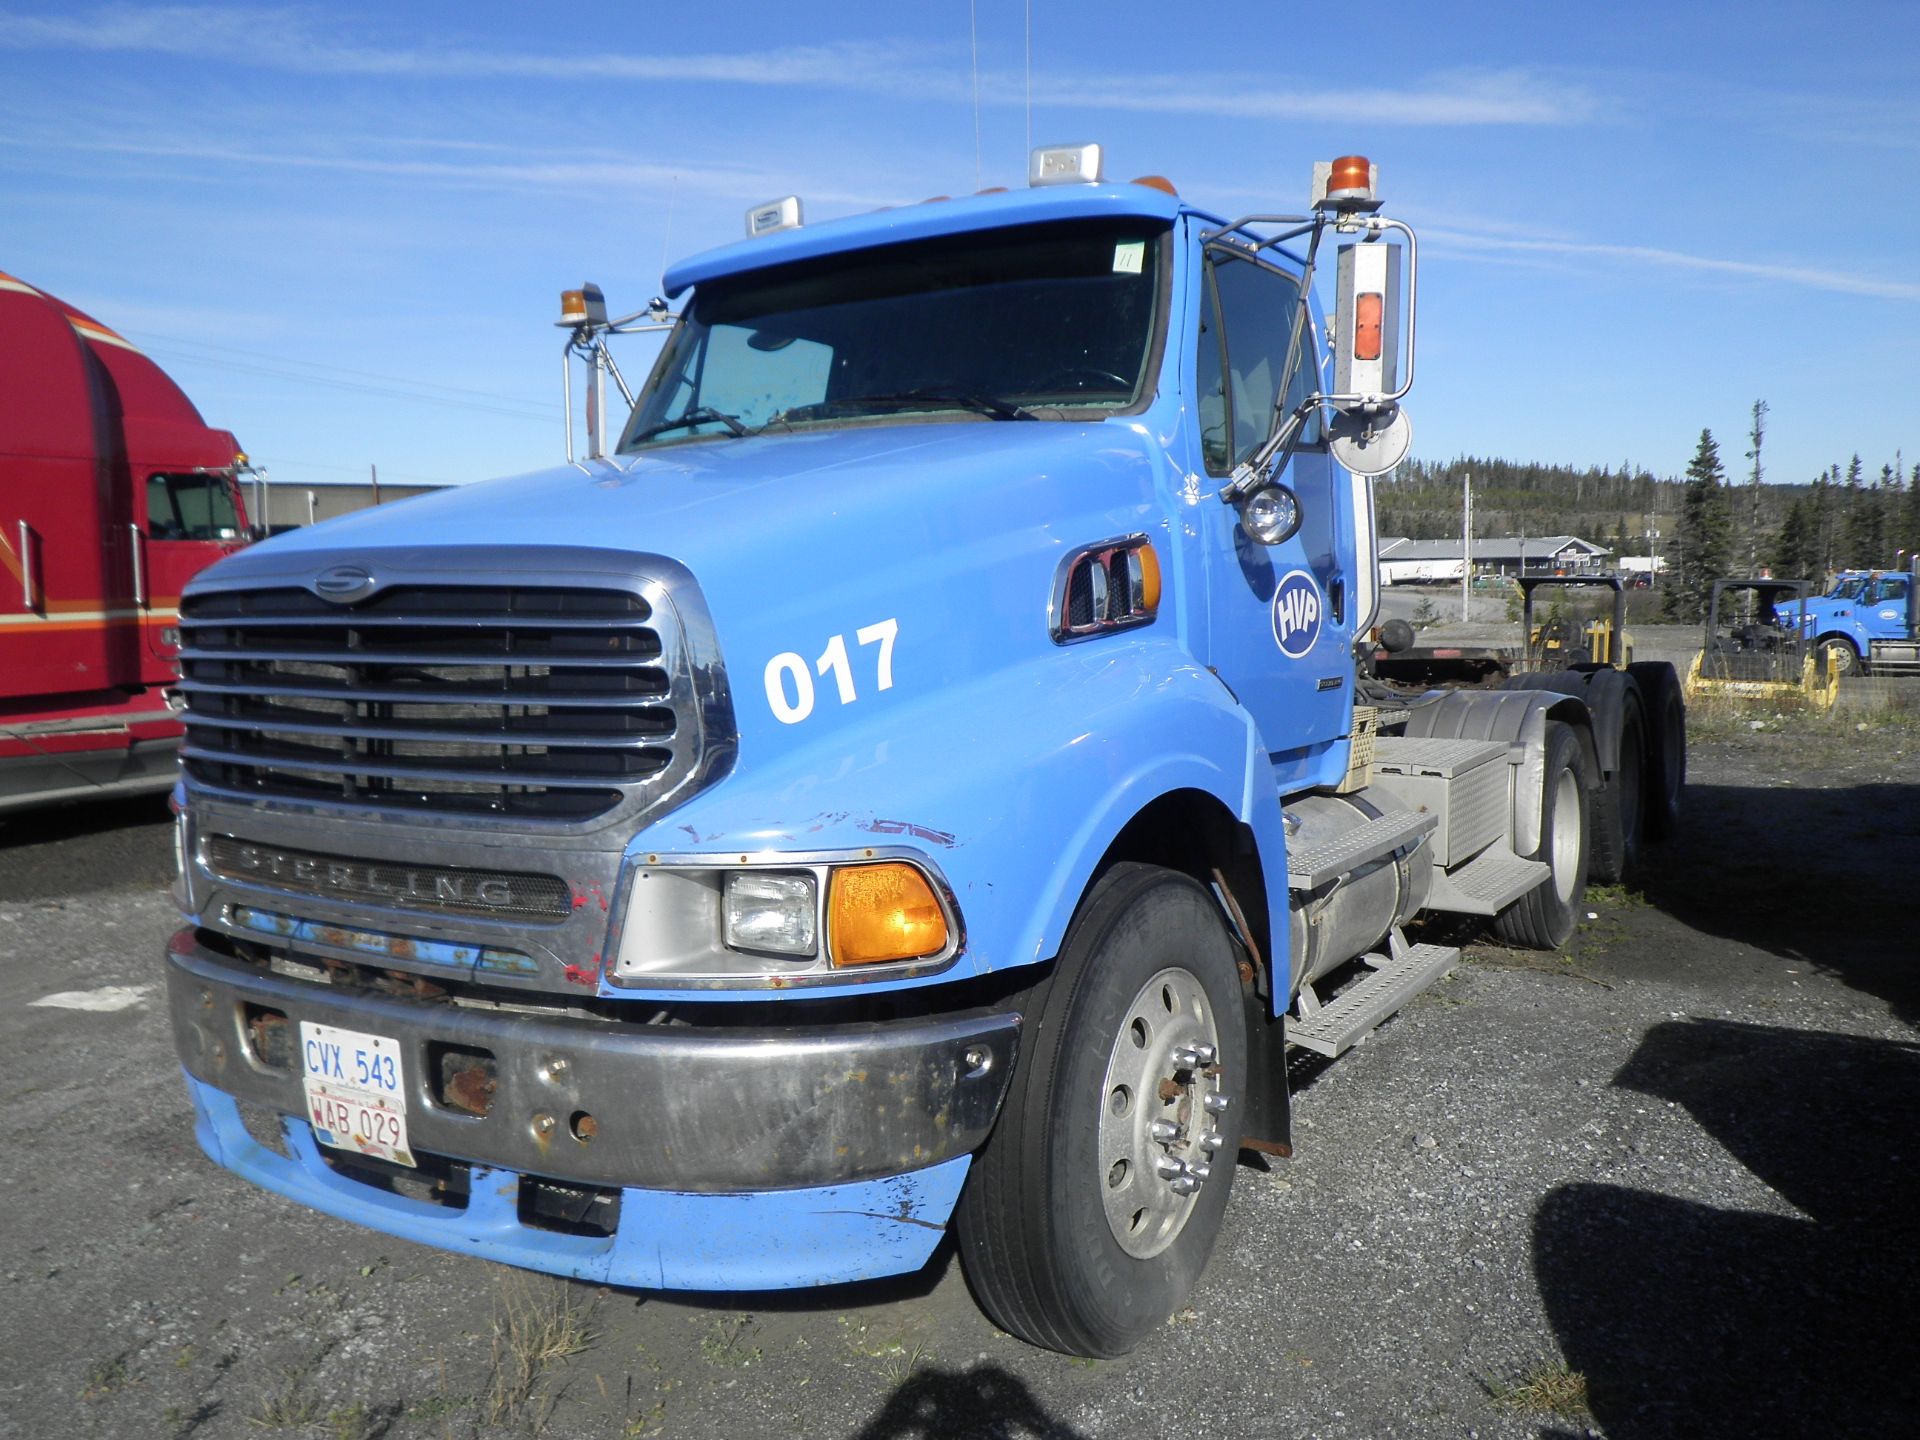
(1155, 1156, 1184, 1180)
(1190, 1043, 1217, 1065)
(1169, 1175, 1200, 1196)
(1171, 1045, 1200, 1067)
(1150, 1119, 1182, 1143)
(1204, 1093, 1232, 1115)
(1200, 1130, 1226, 1152)
(1188, 1161, 1212, 1183)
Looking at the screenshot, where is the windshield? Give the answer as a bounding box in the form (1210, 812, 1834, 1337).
(147, 472, 241, 540)
(1827, 576, 1866, 599)
(619, 219, 1166, 449)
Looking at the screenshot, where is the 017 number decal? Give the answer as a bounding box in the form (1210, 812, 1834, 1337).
(764, 618, 899, 725)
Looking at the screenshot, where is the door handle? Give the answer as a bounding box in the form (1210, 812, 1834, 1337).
(129, 522, 146, 607)
(16, 520, 33, 609)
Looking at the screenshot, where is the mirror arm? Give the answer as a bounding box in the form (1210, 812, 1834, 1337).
(1219, 395, 1324, 504)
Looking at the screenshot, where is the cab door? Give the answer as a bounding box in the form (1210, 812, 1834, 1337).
(1187, 239, 1353, 793)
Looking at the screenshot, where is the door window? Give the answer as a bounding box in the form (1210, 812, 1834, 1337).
(1197, 250, 1322, 474)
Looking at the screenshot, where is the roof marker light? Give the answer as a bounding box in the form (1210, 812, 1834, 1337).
(745, 195, 803, 238)
(1130, 175, 1178, 196)
(1029, 142, 1104, 187)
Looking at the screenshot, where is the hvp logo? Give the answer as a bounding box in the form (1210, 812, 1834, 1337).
(1271, 569, 1323, 659)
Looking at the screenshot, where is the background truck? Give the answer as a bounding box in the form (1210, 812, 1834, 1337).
(1781, 563, 1920, 676)
(163, 149, 1684, 1357)
(1, 271, 251, 815)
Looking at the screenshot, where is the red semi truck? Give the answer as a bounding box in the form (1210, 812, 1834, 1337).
(1, 271, 251, 815)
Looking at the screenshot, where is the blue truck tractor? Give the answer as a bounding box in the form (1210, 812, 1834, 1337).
(1779, 565, 1920, 676)
(164, 147, 1684, 1356)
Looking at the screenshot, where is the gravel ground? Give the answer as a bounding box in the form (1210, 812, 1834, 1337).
(1, 724, 1915, 1440)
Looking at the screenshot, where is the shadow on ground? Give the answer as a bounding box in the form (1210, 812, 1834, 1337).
(850, 1363, 1089, 1440)
(1534, 1018, 1920, 1439)
(0, 790, 173, 900)
(1632, 778, 1920, 1024)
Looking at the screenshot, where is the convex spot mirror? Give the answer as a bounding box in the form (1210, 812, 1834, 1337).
(1239, 484, 1302, 546)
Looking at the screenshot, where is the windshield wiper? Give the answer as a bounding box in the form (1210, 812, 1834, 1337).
(820, 389, 1037, 421)
(628, 406, 750, 444)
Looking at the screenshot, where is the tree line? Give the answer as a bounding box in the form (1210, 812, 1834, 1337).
(1378, 407, 1920, 622)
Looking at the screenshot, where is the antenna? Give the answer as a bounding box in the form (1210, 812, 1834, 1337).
(969, 0, 983, 191)
(1025, 0, 1032, 154)
(659, 175, 679, 283)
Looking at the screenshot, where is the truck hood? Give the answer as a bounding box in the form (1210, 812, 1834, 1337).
(244, 420, 1154, 572)
(197, 418, 1169, 774)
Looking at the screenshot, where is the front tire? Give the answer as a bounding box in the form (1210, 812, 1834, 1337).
(1493, 719, 1592, 949)
(955, 863, 1248, 1357)
(1817, 636, 1863, 678)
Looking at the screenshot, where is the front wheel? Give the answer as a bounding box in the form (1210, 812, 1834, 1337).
(1817, 637, 1863, 678)
(955, 863, 1248, 1356)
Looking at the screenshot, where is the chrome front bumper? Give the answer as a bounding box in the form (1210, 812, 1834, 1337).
(167, 929, 1020, 1193)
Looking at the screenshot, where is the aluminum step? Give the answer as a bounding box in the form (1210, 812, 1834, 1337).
(1288, 942, 1460, 1058)
(1426, 844, 1549, 916)
(1285, 808, 1437, 890)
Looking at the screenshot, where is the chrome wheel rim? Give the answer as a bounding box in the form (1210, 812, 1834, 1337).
(1097, 966, 1228, 1259)
(1551, 768, 1582, 903)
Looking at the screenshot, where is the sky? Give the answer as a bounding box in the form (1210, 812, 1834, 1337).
(3, 0, 1917, 495)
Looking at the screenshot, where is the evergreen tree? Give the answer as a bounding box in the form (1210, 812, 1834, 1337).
(1841, 454, 1865, 566)
(1905, 461, 1920, 565)
(1771, 497, 1815, 580)
(1811, 465, 1839, 576)
(1745, 399, 1767, 572)
(1666, 429, 1734, 621)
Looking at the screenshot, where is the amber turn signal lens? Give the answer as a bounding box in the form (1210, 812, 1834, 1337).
(1354, 292, 1384, 362)
(828, 863, 949, 967)
(1136, 542, 1162, 612)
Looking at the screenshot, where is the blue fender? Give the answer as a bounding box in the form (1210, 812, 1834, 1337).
(611, 633, 1292, 1005)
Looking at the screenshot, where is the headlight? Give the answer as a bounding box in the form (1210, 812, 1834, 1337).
(722, 871, 817, 955)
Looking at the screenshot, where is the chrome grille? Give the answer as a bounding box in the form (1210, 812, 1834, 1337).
(179, 583, 680, 822)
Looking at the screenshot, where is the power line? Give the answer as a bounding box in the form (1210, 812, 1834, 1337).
(136, 343, 555, 424)
(969, 0, 983, 191)
(123, 328, 551, 410)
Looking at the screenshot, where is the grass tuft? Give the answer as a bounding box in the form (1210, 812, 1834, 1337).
(1485, 1360, 1590, 1419)
(484, 1276, 599, 1428)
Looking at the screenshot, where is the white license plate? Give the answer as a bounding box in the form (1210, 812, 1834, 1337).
(299, 1021, 414, 1168)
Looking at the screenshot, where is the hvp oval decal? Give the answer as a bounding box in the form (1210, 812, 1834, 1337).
(1272, 569, 1323, 659)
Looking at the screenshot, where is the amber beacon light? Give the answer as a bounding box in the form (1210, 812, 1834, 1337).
(828, 863, 950, 966)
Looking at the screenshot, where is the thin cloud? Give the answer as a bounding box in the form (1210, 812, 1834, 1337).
(1426, 225, 1920, 303)
(1, 4, 1597, 126)
(1035, 68, 1597, 126)
(0, 126, 896, 208)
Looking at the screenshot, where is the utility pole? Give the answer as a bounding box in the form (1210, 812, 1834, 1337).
(1745, 399, 1767, 573)
(1462, 472, 1472, 622)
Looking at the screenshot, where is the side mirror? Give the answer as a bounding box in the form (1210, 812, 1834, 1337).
(1327, 233, 1414, 476)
